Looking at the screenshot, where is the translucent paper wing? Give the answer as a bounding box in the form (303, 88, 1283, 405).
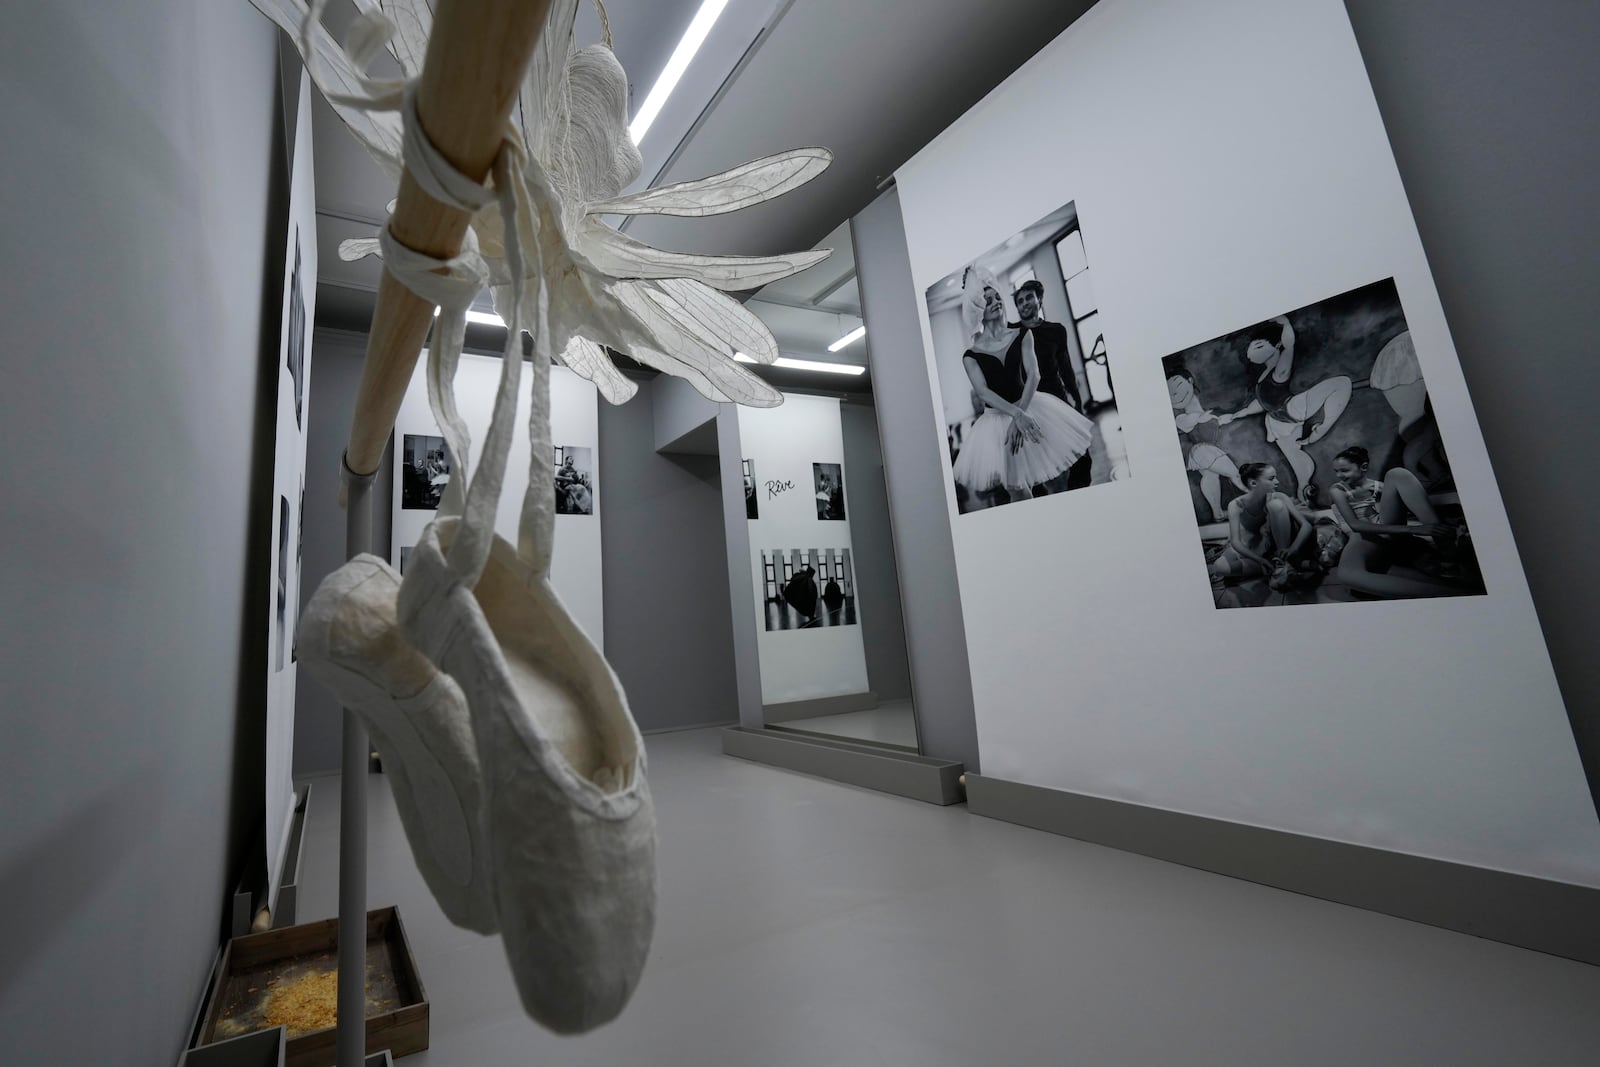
(606, 281, 782, 407)
(650, 279, 781, 365)
(574, 221, 831, 293)
(248, 0, 404, 174)
(340, 238, 383, 261)
(586, 149, 832, 218)
(376, 0, 435, 80)
(625, 348, 733, 406)
(559, 338, 640, 405)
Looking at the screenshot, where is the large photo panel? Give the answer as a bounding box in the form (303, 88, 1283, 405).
(1163, 278, 1486, 608)
(894, 0, 1600, 884)
(924, 201, 1128, 514)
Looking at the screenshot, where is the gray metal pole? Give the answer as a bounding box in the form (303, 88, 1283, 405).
(338, 454, 377, 1067)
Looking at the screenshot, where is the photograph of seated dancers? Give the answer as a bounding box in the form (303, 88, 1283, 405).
(760, 548, 858, 631)
(923, 201, 1128, 514)
(1161, 278, 1484, 608)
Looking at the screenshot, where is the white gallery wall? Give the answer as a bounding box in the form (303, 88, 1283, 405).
(739, 393, 871, 705)
(265, 71, 316, 908)
(391, 352, 605, 646)
(895, 0, 1600, 884)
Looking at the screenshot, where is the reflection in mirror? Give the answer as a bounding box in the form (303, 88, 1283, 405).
(737, 221, 920, 753)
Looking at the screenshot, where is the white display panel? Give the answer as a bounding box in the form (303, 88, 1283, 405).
(739, 394, 871, 705)
(391, 353, 604, 647)
(895, 0, 1600, 883)
(265, 72, 315, 907)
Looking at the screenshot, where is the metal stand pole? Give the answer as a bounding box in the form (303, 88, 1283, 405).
(338, 455, 377, 1067)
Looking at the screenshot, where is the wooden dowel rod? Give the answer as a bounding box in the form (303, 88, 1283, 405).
(343, 0, 556, 475)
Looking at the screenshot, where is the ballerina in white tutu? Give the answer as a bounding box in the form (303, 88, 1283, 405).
(951, 267, 1096, 502)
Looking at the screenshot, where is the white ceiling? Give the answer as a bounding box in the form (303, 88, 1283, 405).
(309, 0, 1101, 385)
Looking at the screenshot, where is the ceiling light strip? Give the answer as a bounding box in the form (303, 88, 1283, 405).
(827, 325, 867, 352)
(629, 0, 732, 145)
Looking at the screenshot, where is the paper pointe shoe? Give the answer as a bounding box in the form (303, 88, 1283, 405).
(398, 517, 656, 1035)
(297, 554, 498, 935)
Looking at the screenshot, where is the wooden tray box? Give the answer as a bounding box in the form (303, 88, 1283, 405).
(195, 907, 427, 1066)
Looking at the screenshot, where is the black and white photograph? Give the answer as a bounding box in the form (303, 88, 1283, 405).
(812, 462, 845, 520)
(554, 445, 595, 516)
(401, 433, 451, 510)
(761, 548, 858, 631)
(1162, 278, 1484, 609)
(274, 494, 289, 672)
(924, 201, 1128, 514)
(292, 479, 303, 663)
(743, 459, 758, 519)
(287, 233, 306, 430)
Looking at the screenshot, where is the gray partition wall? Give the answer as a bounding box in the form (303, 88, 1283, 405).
(851, 191, 981, 771)
(1342, 0, 1600, 815)
(716, 403, 766, 729)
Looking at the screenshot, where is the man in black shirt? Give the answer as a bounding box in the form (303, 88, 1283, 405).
(1013, 280, 1093, 489)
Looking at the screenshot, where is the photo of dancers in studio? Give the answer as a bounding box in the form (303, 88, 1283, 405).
(924, 201, 1129, 514)
(1162, 278, 1485, 608)
(760, 548, 859, 630)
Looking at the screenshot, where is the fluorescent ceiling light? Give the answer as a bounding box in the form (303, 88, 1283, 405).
(827, 325, 867, 352)
(629, 0, 730, 144)
(433, 307, 507, 327)
(735, 352, 865, 376)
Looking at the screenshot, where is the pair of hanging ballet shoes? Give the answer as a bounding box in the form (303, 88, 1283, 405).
(297, 527, 655, 1034)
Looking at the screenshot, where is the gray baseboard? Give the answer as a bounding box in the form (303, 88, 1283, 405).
(764, 691, 880, 722)
(642, 718, 739, 735)
(722, 726, 964, 805)
(965, 773, 1600, 966)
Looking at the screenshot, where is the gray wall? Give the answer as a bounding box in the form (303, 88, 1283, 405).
(601, 377, 742, 732)
(294, 329, 394, 775)
(0, 3, 285, 1063)
(841, 402, 914, 702)
(293, 357, 740, 766)
(1340, 0, 1600, 814)
(852, 191, 982, 770)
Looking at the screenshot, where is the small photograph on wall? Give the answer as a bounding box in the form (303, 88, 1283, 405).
(1161, 278, 1485, 609)
(813, 462, 845, 520)
(743, 459, 758, 519)
(401, 434, 451, 510)
(554, 445, 595, 516)
(287, 235, 307, 430)
(292, 479, 304, 663)
(761, 548, 858, 630)
(924, 200, 1128, 514)
(274, 494, 289, 672)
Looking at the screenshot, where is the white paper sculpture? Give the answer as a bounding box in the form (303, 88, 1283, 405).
(259, 0, 832, 1036)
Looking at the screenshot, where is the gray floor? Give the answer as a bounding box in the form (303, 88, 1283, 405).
(298, 728, 1600, 1066)
(772, 699, 919, 749)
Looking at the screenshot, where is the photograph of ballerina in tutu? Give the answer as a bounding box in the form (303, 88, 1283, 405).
(1161, 278, 1485, 608)
(924, 202, 1128, 514)
(761, 548, 858, 631)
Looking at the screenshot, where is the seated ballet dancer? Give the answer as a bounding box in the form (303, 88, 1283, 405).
(1326, 446, 1470, 598)
(1208, 461, 1318, 591)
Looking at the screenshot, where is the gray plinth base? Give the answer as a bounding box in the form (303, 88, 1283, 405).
(964, 772, 1600, 967)
(722, 726, 964, 805)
